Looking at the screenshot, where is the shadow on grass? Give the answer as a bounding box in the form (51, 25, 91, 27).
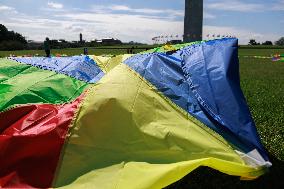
(165, 155, 284, 189)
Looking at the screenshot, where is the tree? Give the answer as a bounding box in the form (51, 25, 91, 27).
(0, 24, 27, 50)
(0, 41, 25, 51)
(275, 37, 284, 46)
(248, 39, 258, 45)
(262, 41, 273, 45)
(0, 24, 8, 42)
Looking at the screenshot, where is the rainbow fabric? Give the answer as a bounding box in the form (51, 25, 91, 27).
(272, 54, 284, 62)
(0, 38, 271, 188)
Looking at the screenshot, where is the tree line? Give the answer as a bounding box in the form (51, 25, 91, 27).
(248, 38, 284, 46)
(1, 24, 284, 51)
(0, 24, 27, 51)
(0, 24, 145, 51)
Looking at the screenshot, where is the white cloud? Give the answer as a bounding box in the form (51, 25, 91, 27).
(0, 5, 17, 13)
(203, 25, 279, 44)
(207, 0, 284, 12)
(110, 5, 131, 11)
(207, 0, 264, 12)
(92, 4, 215, 20)
(92, 4, 184, 17)
(204, 12, 216, 19)
(56, 12, 183, 42)
(47, 1, 63, 9)
(0, 3, 279, 44)
(0, 15, 82, 41)
(65, 25, 84, 33)
(0, 5, 14, 11)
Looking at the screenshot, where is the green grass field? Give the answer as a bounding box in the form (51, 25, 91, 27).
(0, 47, 126, 57)
(0, 47, 283, 188)
(0, 45, 156, 57)
(0, 46, 283, 57)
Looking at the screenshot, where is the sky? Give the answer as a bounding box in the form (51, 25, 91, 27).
(0, 0, 283, 44)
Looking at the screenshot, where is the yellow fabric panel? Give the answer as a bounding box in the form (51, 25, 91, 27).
(55, 64, 266, 189)
(163, 44, 177, 51)
(90, 55, 132, 73)
(58, 159, 263, 189)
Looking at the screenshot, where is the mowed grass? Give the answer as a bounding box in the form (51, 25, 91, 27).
(240, 57, 284, 159)
(0, 46, 152, 57)
(0, 47, 283, 188)
(0, 46, 282, 57)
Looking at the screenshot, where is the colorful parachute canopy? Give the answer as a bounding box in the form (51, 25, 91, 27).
(272, 53, 284, 62)
(0, 38, 271, 188)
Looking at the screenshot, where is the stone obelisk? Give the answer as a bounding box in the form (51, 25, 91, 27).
(183, 0, 203, 42)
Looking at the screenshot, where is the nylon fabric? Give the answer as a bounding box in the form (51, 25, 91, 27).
(124, 38, 268, 160)
(54, 64, 266, 189)
(57, 159, 264, 189)
(181, 39, 268, 160)
(10, 56, 104, 83)
(90, 54, 133, 73)
(0, 39, 270, 188)
(141, 40, 206, 54)
(0, 95, 83, 188)
(0, 58, 88, 112)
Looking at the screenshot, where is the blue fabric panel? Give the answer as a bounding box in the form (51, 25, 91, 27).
(124, 52, 214, 130)
(182, 38, 268, 160)
(11, 56, 104, 83)
(124, 38, 268, 160)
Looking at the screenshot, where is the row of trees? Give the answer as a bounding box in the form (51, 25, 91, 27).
(0, 24, 27, 51)
(28, 39, 90, 50)
(27, 39, 141, 50)
(0, 24, 143, 51)
(1, 24, 284, 51)
(275, 37, 284, 46)
(249, 38, 284, 46)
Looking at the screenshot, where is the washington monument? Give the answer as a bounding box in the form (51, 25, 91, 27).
(184, 0, 203, 42)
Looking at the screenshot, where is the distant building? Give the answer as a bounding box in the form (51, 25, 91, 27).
(59, 39, 67, 43)
(169, 40, 183, 44)
(94, 38, 122, 45)
(101, 38, 122, 45)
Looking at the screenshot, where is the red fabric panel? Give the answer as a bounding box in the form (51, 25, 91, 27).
(0, 96, 83, 188)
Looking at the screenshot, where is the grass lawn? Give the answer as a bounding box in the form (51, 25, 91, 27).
(0, 47, 127, 57)
(0, 45, 155, 57)
(0, 47, 283, 188)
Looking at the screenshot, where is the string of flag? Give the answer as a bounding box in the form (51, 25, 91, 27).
(151, 34, 237, 44)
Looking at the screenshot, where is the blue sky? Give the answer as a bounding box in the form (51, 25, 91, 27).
(0, 0, 283, 44)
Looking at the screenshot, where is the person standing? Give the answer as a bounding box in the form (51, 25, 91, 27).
(83, 47, 88, 55)
(44, 37, 51, 57)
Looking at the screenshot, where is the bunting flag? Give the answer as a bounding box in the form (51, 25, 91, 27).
(0, 38, 271, 189)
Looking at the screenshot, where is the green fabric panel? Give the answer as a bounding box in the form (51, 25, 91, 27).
(141, 40, 207, 54)
(0, 58, 88, 112)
